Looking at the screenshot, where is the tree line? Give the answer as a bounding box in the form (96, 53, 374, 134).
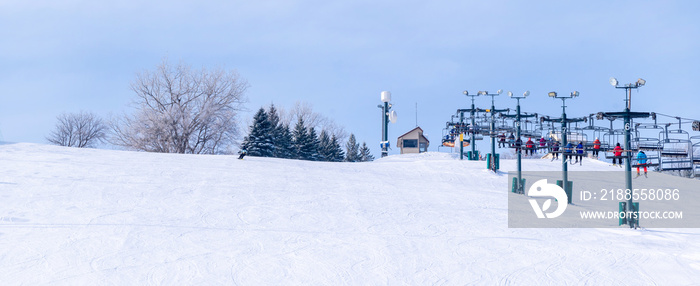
(45, 59, 375, 162)
(241, 104, 374, 162)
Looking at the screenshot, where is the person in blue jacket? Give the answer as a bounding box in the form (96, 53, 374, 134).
(636, 150, 648, 178)
(573, 141, 584, 165)
(565, 142, 574, 163)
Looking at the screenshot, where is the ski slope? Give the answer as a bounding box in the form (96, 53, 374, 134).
(1, 143, 699, 285)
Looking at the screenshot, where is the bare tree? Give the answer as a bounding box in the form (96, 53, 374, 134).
(110, 59, 249, 154)
(279, 101, 348, 143)
(47, 111, 107, 148)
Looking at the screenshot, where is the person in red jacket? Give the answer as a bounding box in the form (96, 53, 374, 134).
(539, 137, 547, 153)
(526, 138, 535, 156)
(613, 143, 623, 167)
(592, 137, 601, 158)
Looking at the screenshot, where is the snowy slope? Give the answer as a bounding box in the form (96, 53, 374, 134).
(1, 143, 699, 285)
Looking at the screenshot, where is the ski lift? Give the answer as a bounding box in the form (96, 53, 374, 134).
(659, 119, 694, 173)
(691, 134, 700, 177)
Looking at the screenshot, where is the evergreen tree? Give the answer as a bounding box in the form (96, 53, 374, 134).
(292, 117, 313, 160)
(242, 107, 275, 157)
(275, 123, 294, 159)
(307, 127, 321, 161)
(329, 134, 345, 162)
(317, 130, 331, 161)
(359, 142, 375, 162)
(344, 133, 360, 162)
(268, 104, 285, 158)
(268, 104, 280, 129)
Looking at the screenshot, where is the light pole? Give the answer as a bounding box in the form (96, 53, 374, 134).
(462, 90, 480, 160)
(544, 91, 584, 204)
(501, 91, 534, 193)
(478, 90, 507, 171)
(603, 78, 649, 228)
(378, 91, 396, 158)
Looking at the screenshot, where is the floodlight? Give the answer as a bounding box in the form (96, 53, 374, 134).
(637, 78, 646, 86)
(497, 89, 503, 95)
(478, 91, 486, 95)
(609, 77, 618, 87)
(548, 91, 557, 97)
(571, 91, 579, 97)
(463, 90, 469, 95)
(524, 91, 530, 97)
(508, 91, 513, 97)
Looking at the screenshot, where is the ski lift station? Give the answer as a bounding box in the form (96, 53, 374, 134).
(397, 126, 430, 154)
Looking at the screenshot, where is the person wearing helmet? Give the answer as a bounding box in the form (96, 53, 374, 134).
(636, 150, 648, 178)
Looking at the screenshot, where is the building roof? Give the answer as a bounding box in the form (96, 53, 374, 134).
(397, 126, 429, 142)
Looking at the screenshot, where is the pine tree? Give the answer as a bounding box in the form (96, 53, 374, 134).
(268, 104, 285, 158)
(307, 127, 321, 161)
(318, 130, 331, 161)
(275, 123, 294, 159)
(242, 107, 275, 157)
(345, 133, 360, 162)
(330, 134, 345, 162)
(359, 142, 374, 162)
(292, 117, 313, 160)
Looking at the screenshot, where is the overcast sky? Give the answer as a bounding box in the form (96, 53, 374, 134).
(2, 0, 699, 155)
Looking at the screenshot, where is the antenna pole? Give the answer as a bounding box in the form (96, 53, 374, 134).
(415, 102, 418, 127)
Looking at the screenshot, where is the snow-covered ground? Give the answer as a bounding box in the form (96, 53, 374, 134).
(1, 143, 699, 285)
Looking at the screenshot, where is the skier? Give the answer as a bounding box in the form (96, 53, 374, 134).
(551, 141, 560, 161)
(574, 141, 584, 165)
(498, 133, 507, 148)
(565, 142, 574, 164)
(636, 150, 648, 178)
(515, 138, 523, 154)
(508, 133, 515, 147)
(526, 138, 535, 156)
(613, 143, 623, 167)
(539, 137, 547, 153)
(238, 149, 247, 160)
(592, 137, 601, 158)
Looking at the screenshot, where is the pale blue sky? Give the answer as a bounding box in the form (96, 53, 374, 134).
(1, 0, 699, 155)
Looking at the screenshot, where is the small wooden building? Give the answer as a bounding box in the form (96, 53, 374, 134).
(397, 127, 429, 154)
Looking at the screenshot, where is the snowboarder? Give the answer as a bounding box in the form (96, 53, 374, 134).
(508, 133, 515, 146)
(526, 138, 535, 156)
(613, 143, 623, 167)
(592, 137, 601, 158)
(238, 149, 247, 160)
(636, 150, 648, 178)
(551, 141, 560, 161)
(574, 141, 584, 165)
